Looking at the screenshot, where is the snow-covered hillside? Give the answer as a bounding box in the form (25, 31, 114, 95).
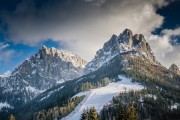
(62, 75, 143, 120)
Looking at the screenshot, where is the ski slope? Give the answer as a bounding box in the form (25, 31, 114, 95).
(62, 75, 143, 120)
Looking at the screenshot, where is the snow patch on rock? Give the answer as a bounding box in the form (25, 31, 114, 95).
(0, 102, 13, 110)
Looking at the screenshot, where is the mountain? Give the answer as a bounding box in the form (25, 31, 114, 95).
(0, 46, 87, 108)
(85, 29, 160, 73)
(7, 29, 179, 120)
(169, 63, 180, 75)
(1, 29, 180, 120)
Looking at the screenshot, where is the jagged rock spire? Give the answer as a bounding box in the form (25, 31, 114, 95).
(122, 28, 133, 37)
(119, 28, 133, 47)
(133, 34, 145, 46)
(117, 29, 152, 53)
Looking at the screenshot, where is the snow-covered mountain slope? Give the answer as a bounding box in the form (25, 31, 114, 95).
(85, 29, 160, 73)
(0, 46, 87, 107)
(62, 75, 143, 120)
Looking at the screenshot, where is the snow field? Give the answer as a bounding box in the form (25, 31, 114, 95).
(62, 75, 143, 120)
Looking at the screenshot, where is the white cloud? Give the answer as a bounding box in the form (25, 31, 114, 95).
(162, 28, 180, 36)
(0, 42, 15, 63)
(0, 42, 9, 50)
(2, 70, 11, 77)
(148, 27, 180, 68)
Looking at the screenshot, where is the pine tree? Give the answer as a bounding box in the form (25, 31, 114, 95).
(116, 105, 126, 120)
(81, 109, 88, 120)
(88, 107, 99, 120)
(126, 105, 138, 120)
(9, 114, 15, 120)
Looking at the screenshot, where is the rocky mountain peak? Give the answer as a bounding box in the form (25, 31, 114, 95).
(0, 46, 87, 105)
(133, 34, 151, 52)
(85, 28, 160, 73)
(118, 29, 151, 52)
(122, 28, 133, 37)
(39, 45, 87, 68)
(119, 28, 133, 47)
(133, 34, 145, 45)
(169, 64, 180, 75)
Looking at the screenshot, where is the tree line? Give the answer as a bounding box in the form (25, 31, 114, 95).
(33, 96, 84, 120)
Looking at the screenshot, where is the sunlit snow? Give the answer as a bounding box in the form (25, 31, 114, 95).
(62, 75, 143, 120)
(171, 103, 179, 110)
(0, 102, 13, 111)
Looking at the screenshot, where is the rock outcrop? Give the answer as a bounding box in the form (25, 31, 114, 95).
(169, 64, 180, 75)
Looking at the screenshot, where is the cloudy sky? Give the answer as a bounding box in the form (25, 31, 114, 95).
(0, 0, 180, 75)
